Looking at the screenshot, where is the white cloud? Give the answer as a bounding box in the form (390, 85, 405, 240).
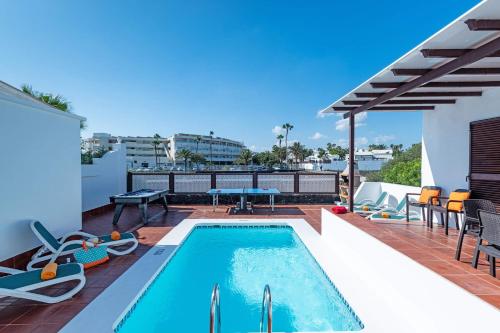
(373, 134, 396, 144)
(316, 110, 337, 118)
(335, 112, 368, 131)
(272, 125, 285, 136)
(309, 132, 326, 140)
(337, 136, 368, 147)
(357, 136, 369, 145)
(337, 138, 348, 147)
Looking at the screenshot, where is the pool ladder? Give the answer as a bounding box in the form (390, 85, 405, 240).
(209, 284, 273, 333)
(209, 284, 221, 333)
(260, 284, 272, 333)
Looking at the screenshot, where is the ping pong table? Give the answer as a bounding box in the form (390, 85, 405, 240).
(207, 188, 280, 212)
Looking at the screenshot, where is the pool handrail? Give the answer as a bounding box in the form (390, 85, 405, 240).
(260, 284, 272, 333)
(209, 283, 221, 333)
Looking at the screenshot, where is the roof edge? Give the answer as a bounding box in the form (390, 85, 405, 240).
(318, 0, 489, 115)
(0, 80, 86, 121)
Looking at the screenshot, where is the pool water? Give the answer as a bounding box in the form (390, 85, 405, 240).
(116, 226, 363, 332)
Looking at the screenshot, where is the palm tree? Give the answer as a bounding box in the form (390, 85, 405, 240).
(390, 143, 404, 157)
(194, 136, 202, 170)
(195, 136, 202, 154)
(317, 147, 326, 167)
(191, 153, 206, 170)
(276, 134, 284, 164)
(176, 149, 192, 172)
(236, 149, 253, 166)
(282, 123, 294, 167)
(152, 133, 162, 167)
(21, 84, 86, 129)
(290, 142, 303, 167)
(209, 131, 214, 170)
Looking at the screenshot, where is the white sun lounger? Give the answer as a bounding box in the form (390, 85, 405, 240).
(0, 263, 85, 303)
(27, 220, 138, 270)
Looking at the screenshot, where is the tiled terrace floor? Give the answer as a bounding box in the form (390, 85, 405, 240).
(0, 204, 498, 332)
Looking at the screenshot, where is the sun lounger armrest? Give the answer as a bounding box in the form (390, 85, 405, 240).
(59, 231, 97, 243)
(0, 267, 25, 275)
(51, 240, 94, 262)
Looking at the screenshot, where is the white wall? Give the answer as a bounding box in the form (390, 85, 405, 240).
(82, 144, 127, 212)
(0, 87, 83, 261)
(422, 89, 500, 195)
(321, 209, 500, 332)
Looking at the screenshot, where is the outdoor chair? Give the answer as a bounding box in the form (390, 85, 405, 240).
(0, 263, 85, 303)
(427, 189, 470, 235)
(367, 198, 421, 221)
(27, 220, 138, 270)
(472, 210, 500, 277)
(455, 199, 496, 261)
(405, 186, 442, 223)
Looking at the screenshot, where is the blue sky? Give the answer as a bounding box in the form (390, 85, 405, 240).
(0, 0, 479, 151)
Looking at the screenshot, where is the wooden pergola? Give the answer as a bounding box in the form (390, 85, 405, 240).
(318, 1, 500, 212)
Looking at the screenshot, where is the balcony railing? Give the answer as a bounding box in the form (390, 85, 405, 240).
(128, 171, 339, 194)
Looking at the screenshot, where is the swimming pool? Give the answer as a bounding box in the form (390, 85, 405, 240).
(115, 225, 363, 332)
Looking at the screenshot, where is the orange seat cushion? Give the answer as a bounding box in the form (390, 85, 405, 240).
(448, 191, 470, 211)
(419, 188, 440, 205)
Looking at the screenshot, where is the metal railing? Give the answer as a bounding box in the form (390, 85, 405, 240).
(259, 285, 272, 333)
(209, 283, 221, 333)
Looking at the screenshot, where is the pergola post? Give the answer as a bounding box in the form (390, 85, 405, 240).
(348, 111, 355, 212)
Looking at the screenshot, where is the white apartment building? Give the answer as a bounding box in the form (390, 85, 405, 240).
(168, 133, 245, 165)
(354, 149, 393, 161)
(85, 133, 171, 169)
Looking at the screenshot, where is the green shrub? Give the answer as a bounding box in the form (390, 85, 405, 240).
(367, 143, 421, 186)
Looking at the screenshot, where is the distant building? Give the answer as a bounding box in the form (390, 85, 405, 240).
(304, 150, 339, 163)
(354, 149, 393, 161)
(167, 133, 245, 165)
(84, 133, 171, 168)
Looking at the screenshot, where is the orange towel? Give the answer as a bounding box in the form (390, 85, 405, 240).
(381, 212, 391, 218)
(41, 262, 58, 280)
(362, 205, 370, 211)
(111, 231, 121, 241)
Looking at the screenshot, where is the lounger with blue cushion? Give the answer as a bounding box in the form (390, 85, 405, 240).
(337, 192, 388, 210)
(367, 198, 421, 221)
(28, 220, 138, 270)
(0, 263, 85, 303)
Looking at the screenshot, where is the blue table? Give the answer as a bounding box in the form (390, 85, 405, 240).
(207, 188, 280, 212)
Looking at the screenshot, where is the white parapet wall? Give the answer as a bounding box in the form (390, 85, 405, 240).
(320, 209, 500, 332)
(0, 82, 84, 261)
(82, 144, 127, 212)
(354, 181, 421, 208)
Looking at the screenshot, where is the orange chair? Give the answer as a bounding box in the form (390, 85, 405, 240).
(428, 189, 471, 235)
(405, 186, 442, 223)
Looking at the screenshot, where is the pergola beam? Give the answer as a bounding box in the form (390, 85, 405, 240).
(372, 81, 500, 88)
(421, 49, 500, 58)
(344, 35, 500, 118)
(466, 19, 500, 31)
(392, 68, 500, 76)
(354, 91, 482, 98)
(342, 99, 455, 105)
(334, 106, 435, 111)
